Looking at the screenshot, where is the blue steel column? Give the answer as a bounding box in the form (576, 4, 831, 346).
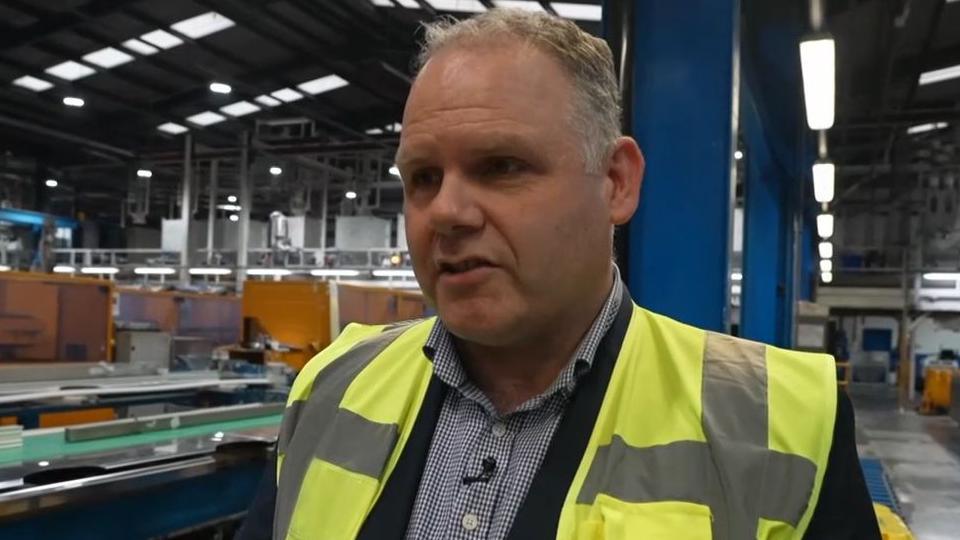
(625, 0, 740, 332)
(740, 80, 789, 345)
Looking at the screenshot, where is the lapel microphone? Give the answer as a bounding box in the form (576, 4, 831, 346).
(462, 457, 497, 485)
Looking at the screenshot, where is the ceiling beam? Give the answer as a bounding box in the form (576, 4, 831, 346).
(0, 0, 142, 52)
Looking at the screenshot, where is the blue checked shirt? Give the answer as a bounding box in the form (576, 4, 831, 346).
(405, 267, 624, 539)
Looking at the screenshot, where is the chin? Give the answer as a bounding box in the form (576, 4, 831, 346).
(435, 295, 519, 346)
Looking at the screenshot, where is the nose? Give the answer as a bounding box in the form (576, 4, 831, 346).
(428, 171, 484, 238)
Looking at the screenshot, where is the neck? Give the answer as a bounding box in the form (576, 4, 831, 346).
(456, 266, 615, 415)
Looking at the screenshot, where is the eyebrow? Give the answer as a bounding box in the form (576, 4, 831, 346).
(396, 130, 541, 166)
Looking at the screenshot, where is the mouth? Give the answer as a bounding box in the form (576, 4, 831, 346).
(437, 258, 495, 275)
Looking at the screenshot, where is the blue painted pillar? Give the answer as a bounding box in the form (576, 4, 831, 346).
(740, 79, 789, 345)
(625, 0, 740, 332)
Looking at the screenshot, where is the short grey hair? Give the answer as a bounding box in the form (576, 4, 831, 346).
(416, 9, 622, 173)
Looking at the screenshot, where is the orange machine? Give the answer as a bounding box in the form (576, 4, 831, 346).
(116, 288, 241, 345)
(336, 283, 430, 329)
(241, 281, 333, 371)
(0, 271, 113, 362)
(920, 364, 956, 415)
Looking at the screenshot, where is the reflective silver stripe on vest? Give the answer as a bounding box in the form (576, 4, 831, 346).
(274, 326, 409, 540)
(577, 333, 817, 539)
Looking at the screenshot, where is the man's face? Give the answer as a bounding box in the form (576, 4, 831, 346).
(396, 42, 617, 346)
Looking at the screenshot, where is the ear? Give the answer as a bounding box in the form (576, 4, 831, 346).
(605, 137, 645, 225)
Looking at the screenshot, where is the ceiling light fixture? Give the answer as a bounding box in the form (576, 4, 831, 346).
(297, 74, 348, 95)
(82, 47, 134, 69)
(220, 100, 260, 116)
(821, 271, 833, 284)
(122, 38, 158, 56)
(45, 178, 58, 188)
(170, 11, 235, 39)
(799, 35, 835, 130)
(80, 266, 119, 275)
(731, 272, 743, 281)
(133, 267, 176, 275)
(157, 122, 188, 135)
(372, 269, 416, 278)
(229, 214, 239, 222)
(52, 265, 75, 273)
(140, 29, 183, 50)
(63, 96, 85, 107)
(919, 63, 960, 86)
(817, 213, 834, 239)
(818, 241, 833, 259)
(924, 272, 960, 281)
(819, 259, 833, 272)
(217, 204, 242, 211)
(345, 190, 358, 200)
(389, 165, 400, 176)
(734, 150, 744, 160)
(227, 195, 237, 203)
(186, 111, 227, 126)
(12, 75, 53, 92)
(0, 265, 10, 272)
(310, 269, 361, 277)
(494, 0, 545, 11)
(137, 169, 152, 178)
(270, 88, 304, 103)
(254, 95, 281, 107)
(269, 166, 282, 176)
(812, 160, 835, 203)
(247, 268, 294, 276)
(209, 82, 232, 94)
(906, 122, 949, 135)
(45, 61, 96, 81)
(189, 267, 232, 276)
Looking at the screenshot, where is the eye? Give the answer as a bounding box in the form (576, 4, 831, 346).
(407, 167, 443, 191)
(481, 157, 527, 178)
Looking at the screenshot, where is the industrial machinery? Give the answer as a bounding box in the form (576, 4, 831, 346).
(0, 403, 281, 539)
(0, 271, 112, 363)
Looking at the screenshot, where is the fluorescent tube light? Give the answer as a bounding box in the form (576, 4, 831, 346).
(53, 265, 75, 273)
(254, 95, 281, 107)
(819, 259, 833, 272)
(227, 195, 237, 203)
(137, 169, 152, 178)
(189, 267, 232, 276)
(923, 272, 960, 281)
(229, 214, 239, 222)
(919, 64, 960, 86)
(269, 166, 282, 176)
(81, 266, 119, 274)
(270, 88, 304, 103)
(209, 82, 232, 94)
(372, 269, 416, 278)
(217, 204, 242, 211)
(134, 267, 176, 275)
(906, 122, 948, 135)
(821, 272, 833, 283)
(799, 37, 835, 130)
(552, 2, 603, 21)
(45, 179, 58, 188)
(63, 96, 85, 107)
(247, 269, 293, 276)
(365, 128, 383, 135)
(731, 272, 743, 281)
(495, 1, 545, 12)
(345, 190, 358, 200)
(310, 269, 361, 277)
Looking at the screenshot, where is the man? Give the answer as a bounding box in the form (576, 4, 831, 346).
(240, 9, 879, 539)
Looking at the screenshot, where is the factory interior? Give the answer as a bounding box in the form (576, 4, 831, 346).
(0, 0, 959, 538)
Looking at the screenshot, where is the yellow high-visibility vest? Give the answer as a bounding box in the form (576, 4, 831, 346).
(274, 298, 836, 539)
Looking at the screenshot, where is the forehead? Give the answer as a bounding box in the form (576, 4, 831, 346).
(401, 41, 574, 133)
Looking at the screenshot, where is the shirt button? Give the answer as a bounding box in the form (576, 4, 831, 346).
(491, 422, 507, 438)
(462, 512, 479, 531)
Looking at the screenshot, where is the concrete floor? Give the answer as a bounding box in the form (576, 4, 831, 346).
(851, 384, 960, 540)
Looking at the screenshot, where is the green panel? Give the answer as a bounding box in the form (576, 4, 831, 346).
(0, 414, 281, 465)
